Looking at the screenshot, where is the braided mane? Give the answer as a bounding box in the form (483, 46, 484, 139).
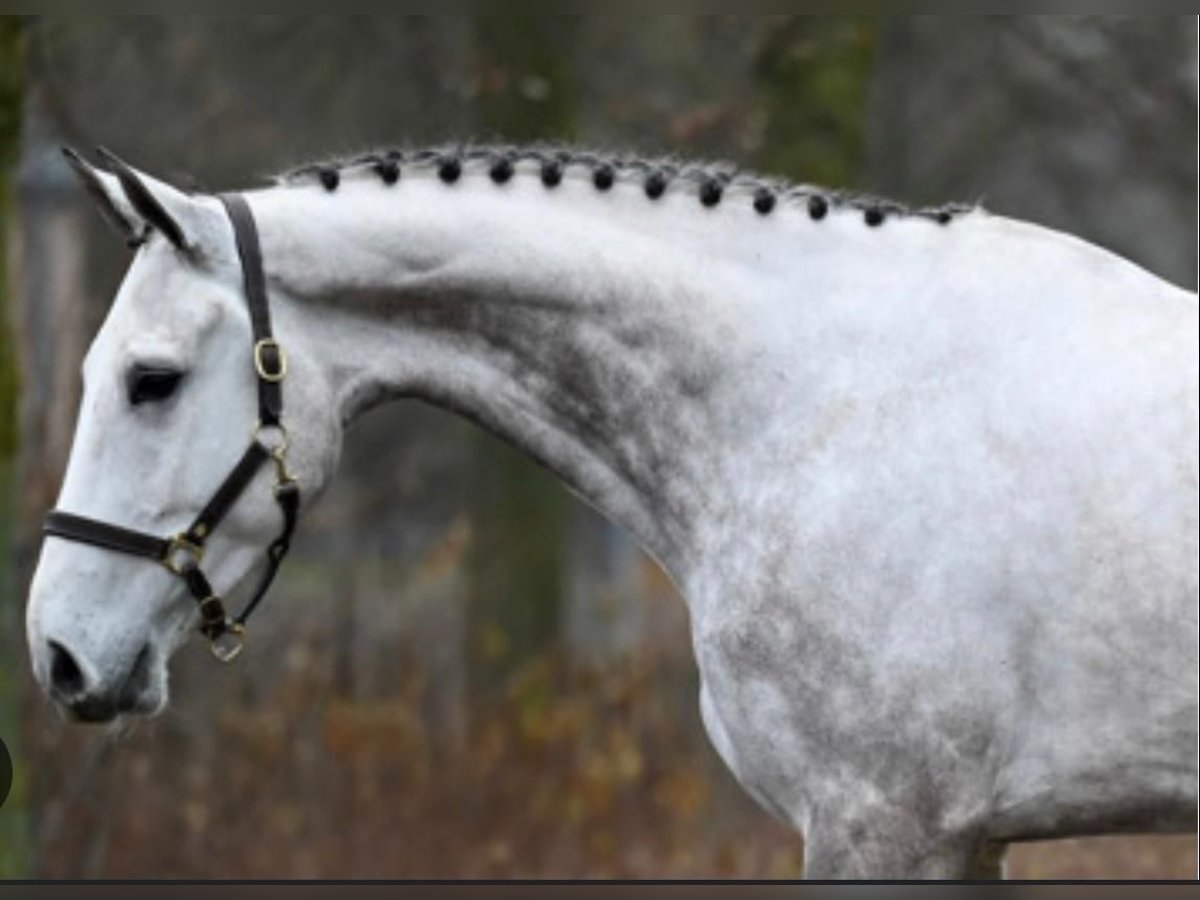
(278, 143, 974, 226)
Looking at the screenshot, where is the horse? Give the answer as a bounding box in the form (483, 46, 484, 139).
(24, 144, 1198, 879)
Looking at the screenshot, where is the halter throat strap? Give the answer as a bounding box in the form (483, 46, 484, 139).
(41, 193, 299, 662)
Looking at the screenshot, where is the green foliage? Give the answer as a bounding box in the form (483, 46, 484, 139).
(752, 17, 877, 189)
(470, 16, 579, 144)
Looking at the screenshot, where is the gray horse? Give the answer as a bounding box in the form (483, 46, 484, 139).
(26, 146, 1198, 878)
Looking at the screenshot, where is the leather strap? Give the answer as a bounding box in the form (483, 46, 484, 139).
(42, 192, 300, 660)
(234, 479, 299, 626)
(219, 193, 283, 427)
(43, 511, 169, 561)
(184, 441, 272, 545)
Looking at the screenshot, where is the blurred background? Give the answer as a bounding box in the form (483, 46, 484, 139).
(0, 15, 1195, 879)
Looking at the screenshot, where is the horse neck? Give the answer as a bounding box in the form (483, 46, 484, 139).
(248, 169, 794, 577)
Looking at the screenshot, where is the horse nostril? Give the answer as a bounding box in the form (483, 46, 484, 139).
(49, 640, 86, 698)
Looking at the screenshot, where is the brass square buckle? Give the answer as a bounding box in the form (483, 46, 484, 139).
(196, 597, 244, 662)
(163, 534, 205, 575)
(253, 338, 287, 382)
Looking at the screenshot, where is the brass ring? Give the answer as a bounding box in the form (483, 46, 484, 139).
(163, 534, 205, 575)
(252, 421, 290, 455)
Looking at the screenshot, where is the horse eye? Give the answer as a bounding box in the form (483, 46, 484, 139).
(128, 366, 184, 406)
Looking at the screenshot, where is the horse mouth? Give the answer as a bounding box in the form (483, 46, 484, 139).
(68, 696, 127, 724)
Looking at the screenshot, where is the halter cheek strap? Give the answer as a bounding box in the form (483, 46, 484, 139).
(42, 193, 299, 663)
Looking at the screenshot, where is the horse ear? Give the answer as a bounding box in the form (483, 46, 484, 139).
(64, 146, 215, 255)
(94, 146, 192, 251)
(61, 146, 146, 247)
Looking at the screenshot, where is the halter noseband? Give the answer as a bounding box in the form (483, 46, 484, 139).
(42, 194, 300, 663)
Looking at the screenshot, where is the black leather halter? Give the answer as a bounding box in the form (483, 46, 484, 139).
(42, 194, 300, 662)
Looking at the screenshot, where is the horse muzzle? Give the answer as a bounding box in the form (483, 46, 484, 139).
(41, 638, 163, 723)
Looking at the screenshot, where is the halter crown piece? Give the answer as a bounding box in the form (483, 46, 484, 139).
(42, 194, 300, 662)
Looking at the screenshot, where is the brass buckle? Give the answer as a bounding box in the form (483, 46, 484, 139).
(209, 622, 245, 663)
(253, 338, 287, 382)
(163, 534, 205, 575)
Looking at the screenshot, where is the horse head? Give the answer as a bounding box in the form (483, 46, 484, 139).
(26, 150, 340, 722)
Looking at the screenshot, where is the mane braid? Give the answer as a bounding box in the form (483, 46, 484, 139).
(278, 143, 974, 224)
